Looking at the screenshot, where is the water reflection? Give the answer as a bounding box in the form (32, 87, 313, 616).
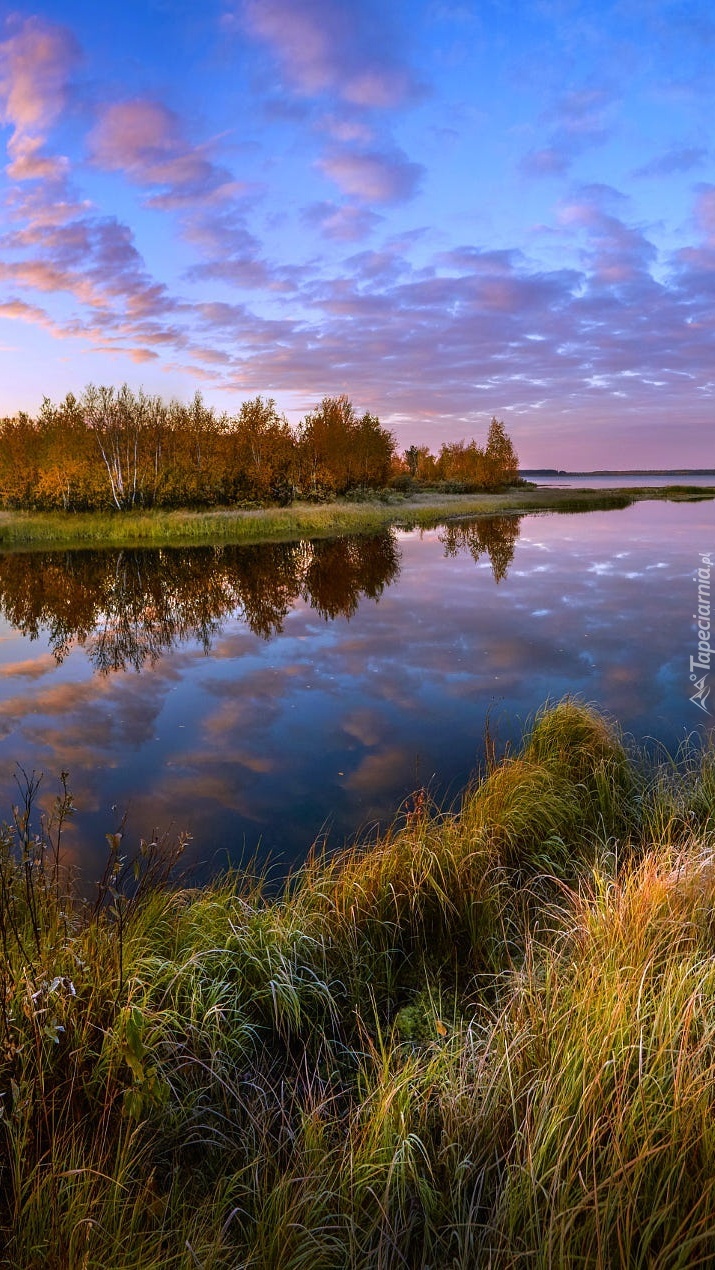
(0, 518, 523, 672)
(439, 515, 521, 582)
(1, 501, 708, 884)
(0, 532, 402, 671)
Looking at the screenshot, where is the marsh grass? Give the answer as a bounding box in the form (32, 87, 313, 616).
(2, 700, 715, 1266)
(0, 484, 711, 550)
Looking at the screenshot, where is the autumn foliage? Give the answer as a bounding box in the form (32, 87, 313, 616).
(0, 385, 519, 511)
(398, 417, 519, 491)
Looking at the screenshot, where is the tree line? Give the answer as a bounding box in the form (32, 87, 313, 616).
(0, 385, 520, 512)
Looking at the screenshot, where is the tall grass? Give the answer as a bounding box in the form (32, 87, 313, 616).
(2, 700, 715, 1266)
(0, 484, 710, 549)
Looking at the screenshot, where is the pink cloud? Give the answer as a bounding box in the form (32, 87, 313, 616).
(304, 201, 382, 241)
(89, 99, 236, 203)
(521, 85, 615, 179)
(0, 15, 79, 134)
(520, 146, 572, 177)
(0, 259, 103, 305)
(184, 208, 303, 292)
(0, 39, 194, 352)
(241, 0, 421, 109)
(318, 147, 423, 203)
(437, 247, 522, 276)
(0, 29, 242, 378)
(633, 145, 708, 179)
(239, 0, 425, 254)
(0, 15, 79, 206)
(345, 68, 417, 111)
(320, 114, 375, 144)
(0, 184, 198, 371)
(558, 188, 657, 285)
(695, 185, 715, 243)
(344, 247, 412, 284)
(5, 181, 91, 231)
(89, 96, 272, 306)
(0, 296, 64, 336)
(6, 134, 70, 182)
(128, 347, 159, 363)
(0, 200, 187, 328)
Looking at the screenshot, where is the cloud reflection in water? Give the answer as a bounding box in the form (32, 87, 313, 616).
(0, 502, 711, 880)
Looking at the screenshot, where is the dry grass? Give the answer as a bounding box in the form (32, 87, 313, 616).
(2, 700, 715, 1266)
(0, 484, 710, 549)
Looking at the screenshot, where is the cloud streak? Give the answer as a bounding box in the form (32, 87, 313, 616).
(521, 86, 616, 177)
(633, 145, 708, 178)
(89, 99, 239, 207)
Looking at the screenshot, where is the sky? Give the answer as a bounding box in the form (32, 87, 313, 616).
(0, 0, 714, 467)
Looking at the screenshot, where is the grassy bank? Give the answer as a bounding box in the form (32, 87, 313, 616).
(3, 700, 715, 1266)
(0, 483, 712, 549)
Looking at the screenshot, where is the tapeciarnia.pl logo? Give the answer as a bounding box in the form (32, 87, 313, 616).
(690, 552, 713, 714)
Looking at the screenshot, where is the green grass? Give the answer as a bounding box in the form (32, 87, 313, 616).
(0, 483, 712, 549)
(2, 700, 715, 1266)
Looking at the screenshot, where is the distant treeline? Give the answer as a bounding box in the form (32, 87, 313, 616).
(0, 386, 520, 512)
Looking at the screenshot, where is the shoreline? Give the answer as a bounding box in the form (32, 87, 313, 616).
(0, 483, 712, 550)
(4, 700, 715, 1264)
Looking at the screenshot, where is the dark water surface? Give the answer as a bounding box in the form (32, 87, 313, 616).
(0, 500, 712, 879)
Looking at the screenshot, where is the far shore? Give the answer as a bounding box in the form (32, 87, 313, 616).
(0, 483, 712, 550)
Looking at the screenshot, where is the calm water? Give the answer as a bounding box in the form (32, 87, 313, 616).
(0, 500, 712, 879)
(535, 473, 715, 489)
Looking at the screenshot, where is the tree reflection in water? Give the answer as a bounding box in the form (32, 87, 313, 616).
(0, 531, 402, 673)
(0, 518, 521, 674)
(439, 514, 522, 583)
(303, 534, 402, 621)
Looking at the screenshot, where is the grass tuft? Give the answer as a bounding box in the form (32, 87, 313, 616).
(2, 700, 715, 1265)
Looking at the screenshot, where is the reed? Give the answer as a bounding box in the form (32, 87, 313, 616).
(1, 700, 715, 1266)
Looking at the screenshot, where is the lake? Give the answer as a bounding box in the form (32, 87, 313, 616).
(534, 473, 715, 488)
(0, 498, 712, 881)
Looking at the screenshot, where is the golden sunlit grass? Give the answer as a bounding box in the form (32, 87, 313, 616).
(0, 484, 708, 549)
(2, 700, 715, 1266)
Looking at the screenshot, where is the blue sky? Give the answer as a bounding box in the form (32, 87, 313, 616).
(1, 0, 714, 466)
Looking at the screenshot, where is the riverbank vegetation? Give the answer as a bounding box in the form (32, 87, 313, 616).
(1, 483, 711, 551)
(0, 385, 519, 513)
(2, 700, 715, 1266)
